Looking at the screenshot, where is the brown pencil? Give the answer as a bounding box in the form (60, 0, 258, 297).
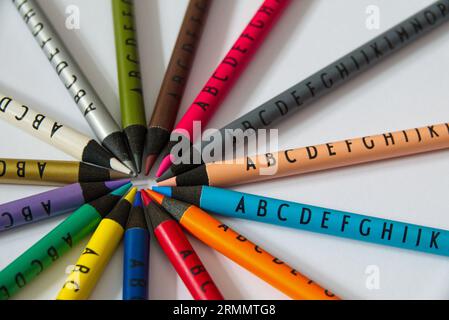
(144, 0, 213, 175)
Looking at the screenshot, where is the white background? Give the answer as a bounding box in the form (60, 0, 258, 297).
(1, 0, 449, 300)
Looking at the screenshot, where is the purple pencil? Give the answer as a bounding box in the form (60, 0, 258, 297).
(0, 179, 130, 231)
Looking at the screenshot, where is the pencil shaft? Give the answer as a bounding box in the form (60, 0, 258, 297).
(153, 218, 224, 300)
(112, 0, 146, 128)
(163, 186, 449, 259)
(57, 219, 125, 300)
(168, 122, 449, 187)
(0, 179, 129, 231)
(0, 159, 126, 186)
(0, 94, 90, 160)
(123, 228, 149, 300)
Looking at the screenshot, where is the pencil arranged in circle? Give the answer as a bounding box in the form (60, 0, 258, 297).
(0, 179, 130, 232)
(156, 0, 291, 177)
(57, 187, 137, 300)
(0, 94, 132, 175)
(112, 0, 147, 173)
(123, 192, 150, 300)
(143, 199, 224, 300)
(13, 0, 137, 174)
(158, 122, 449, 187)
(0, 183, 131, 300)
(158, 0, 449, 181)
(145, 190, 339, 300)
(153, 185, 449, 258)
(0, 158, 129, 186)
(144, 0, 213, 175)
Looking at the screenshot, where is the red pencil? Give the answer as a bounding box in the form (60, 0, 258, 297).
(143, 199, 224, 300)
(156, 0, 291, 177)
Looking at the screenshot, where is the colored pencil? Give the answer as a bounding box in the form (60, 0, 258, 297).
(158, 0, 449, 181)
(144, 201, 223, 300)
(145, 190, 339, 300)
(112, 0, 147, 173)
(144, 0, 213, 175)
(0, 183, 131, 300)
(0, 179, 130, 232)
(158, 122, 449, 187)
(153, 186, 449, 258)
(0, 158, 129, 186)
(123, 192, 150, 300)
(13, 0, 137, 174)
(0, 94, 132, 175)
(57, 188, 137, 300)
(156, 0, 291, 177)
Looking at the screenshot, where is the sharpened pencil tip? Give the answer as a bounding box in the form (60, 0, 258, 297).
(144, 154, 157, 176)
(156, 168, 175, 182)
(144, 190, 164, 205)
(157, 177, 176, 187)
(123, 160, 138, 177)
(140, 190, 153, 206)
(110, 158, 133, 175)
(156, 155, 173, 177)
(109, 169, 132, 180)
(133, 153, 143, 175)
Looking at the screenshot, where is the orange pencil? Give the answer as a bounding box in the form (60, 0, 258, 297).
(158, 122, 449, 187)
(145, 190, 339, 300)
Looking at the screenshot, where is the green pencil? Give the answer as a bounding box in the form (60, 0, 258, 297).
(0, 183, 132, 300)
(112, 0, 147, 174)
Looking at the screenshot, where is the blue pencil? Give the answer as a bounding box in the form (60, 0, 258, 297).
(153, 186, 449, 258)
(123, 191, 150, 300)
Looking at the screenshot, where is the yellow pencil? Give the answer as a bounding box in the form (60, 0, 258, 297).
(56, 188, 137, 300)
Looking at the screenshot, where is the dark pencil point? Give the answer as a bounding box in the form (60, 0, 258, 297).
(170, 145, 204, 175)
(144, 154, 157, 176)
(89, 193, 124, 219)
(106, 198, 132, 229)
(159, 197, 191, 222)
(156, 145, 203, 182)
(143, 202, 173, 231)
(126, 206, 147, 230)
(109, 170, 132, 181)
(155, 168, 174, 182)
(144, 127, 170, 171)
(175, 165, 209, 186)
(171, 186, 203, 207)
(78, 162, 111, 182)
(82, 140, 116, 169)
(124, 125, 147, 174)
(103, 131, 137, 174)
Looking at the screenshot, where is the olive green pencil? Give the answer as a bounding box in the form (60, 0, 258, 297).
(112, 0, 147, 173)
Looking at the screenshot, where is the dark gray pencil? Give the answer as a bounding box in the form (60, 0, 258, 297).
(158, 0, 449, 182)
(13, 0, 137, 175)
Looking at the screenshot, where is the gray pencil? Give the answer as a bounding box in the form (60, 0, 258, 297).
(13, 0, 137, 175)
(158, 0, 449, 181)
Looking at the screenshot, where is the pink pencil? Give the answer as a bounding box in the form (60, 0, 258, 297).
(156, 0, 290, 177)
